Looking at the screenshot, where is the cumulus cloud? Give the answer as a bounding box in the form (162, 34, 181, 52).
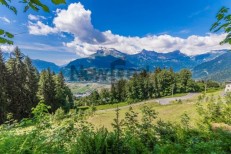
(53, 3, 106, 43)
(27, 2, 231, 56)
(0, 45, 15, 52)
(28, 14, 46, 21)
(0, 16, 10, 23)
(28, 21, 58, 35)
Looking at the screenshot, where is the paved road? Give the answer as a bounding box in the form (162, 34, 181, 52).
(156, 93, 199, 105)
(97, 93, 199, 113)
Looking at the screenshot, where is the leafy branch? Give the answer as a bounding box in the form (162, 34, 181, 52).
(210, 7, 231, 45)
(0, 29, 14, 45)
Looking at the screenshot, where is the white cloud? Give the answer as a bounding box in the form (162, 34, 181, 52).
(28, 14, 46, 21)
(53, 3, 105, 43)
(28, 21, 58, 35)
(0, 43, 73, 53)
(0, 45, 15, 52)
(27, 2, 231, 56)
(0, 16, 10, 23)
(19, 43, 73, 53)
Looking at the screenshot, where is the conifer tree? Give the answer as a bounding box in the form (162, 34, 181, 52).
(0, 50, 8, 123)
(55, 72, 73, 111)
(24, 56, 39, 115)
(38, 69, 57, 112)
(100, 88, 110, 104)
(6, 47, 28, 119)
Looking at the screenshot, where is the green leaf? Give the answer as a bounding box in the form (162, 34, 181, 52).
(29, 2, 39, 12)
(9, 6, 17, 14)
(5, 32, 14, 38)
(225, 27, 231, 33)
(0, 29, 5, 35)
(210, 22, 219, 32)
(24, 5, 29, 12)
(216, 13, 224, 20)
(52, 0, 66, 5)
(214, 22, 230, 33)
(0, 0, 17, 14)
(30, 0, 49, 12)
(0, 37, 13, 45)
(219, 7, 229, 14)
(224, 15, 231, 21)
(41, 5, 49, 12)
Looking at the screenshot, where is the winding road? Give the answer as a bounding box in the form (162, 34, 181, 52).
(97, 93, 199, 113)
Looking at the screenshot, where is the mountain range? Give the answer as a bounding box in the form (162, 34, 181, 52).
(2, 49, 231, 82)
(65, 49, 197, 71)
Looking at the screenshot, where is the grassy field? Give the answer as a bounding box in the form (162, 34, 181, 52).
(87, 94, 201, 130)
(87, 91, 224, 130)
(87, 102, 199, 130)
(95, 102, 128, 110)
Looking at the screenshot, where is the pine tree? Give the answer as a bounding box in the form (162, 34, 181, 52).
(38, 69, 57, 112)
(55, 72, 73, 111)
(0, 50, 8, 123)
(126, 73, 140, 101)
(6, 47, 28, 119)
(116, 79, 127, 102)
(110, 83, 117, 103)
(100, 88, 110, 104)
(24, 56, 39, 116)
(90, 90, 100, 105)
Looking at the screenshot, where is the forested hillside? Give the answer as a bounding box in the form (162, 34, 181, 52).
(0, 48, 73, 124)
(193, 51, 231, 81)
(76, 68, 207, 106)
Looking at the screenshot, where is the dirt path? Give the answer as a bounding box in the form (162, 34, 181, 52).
(97, 93, 199, 113)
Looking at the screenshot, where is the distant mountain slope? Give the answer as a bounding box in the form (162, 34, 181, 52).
(32, 59, 60, 73)
(193, 51, 231, 82)
(2, 52, 60, 73)
(66, 55, 136, 69)
(91, 48, 126, 58)
(126, 50, 196, 71)
(191, 50, 228, 64)
(64, 49, 231, 79)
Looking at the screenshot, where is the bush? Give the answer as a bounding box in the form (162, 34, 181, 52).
(0, 98, 231, 153)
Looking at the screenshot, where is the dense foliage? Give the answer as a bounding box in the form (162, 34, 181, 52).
(0, 94, 230, 153)
(0, 48, 73, 124)
(76, 68, 219, 106)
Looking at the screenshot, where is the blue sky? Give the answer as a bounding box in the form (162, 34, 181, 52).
(0, 0, 231, 65)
